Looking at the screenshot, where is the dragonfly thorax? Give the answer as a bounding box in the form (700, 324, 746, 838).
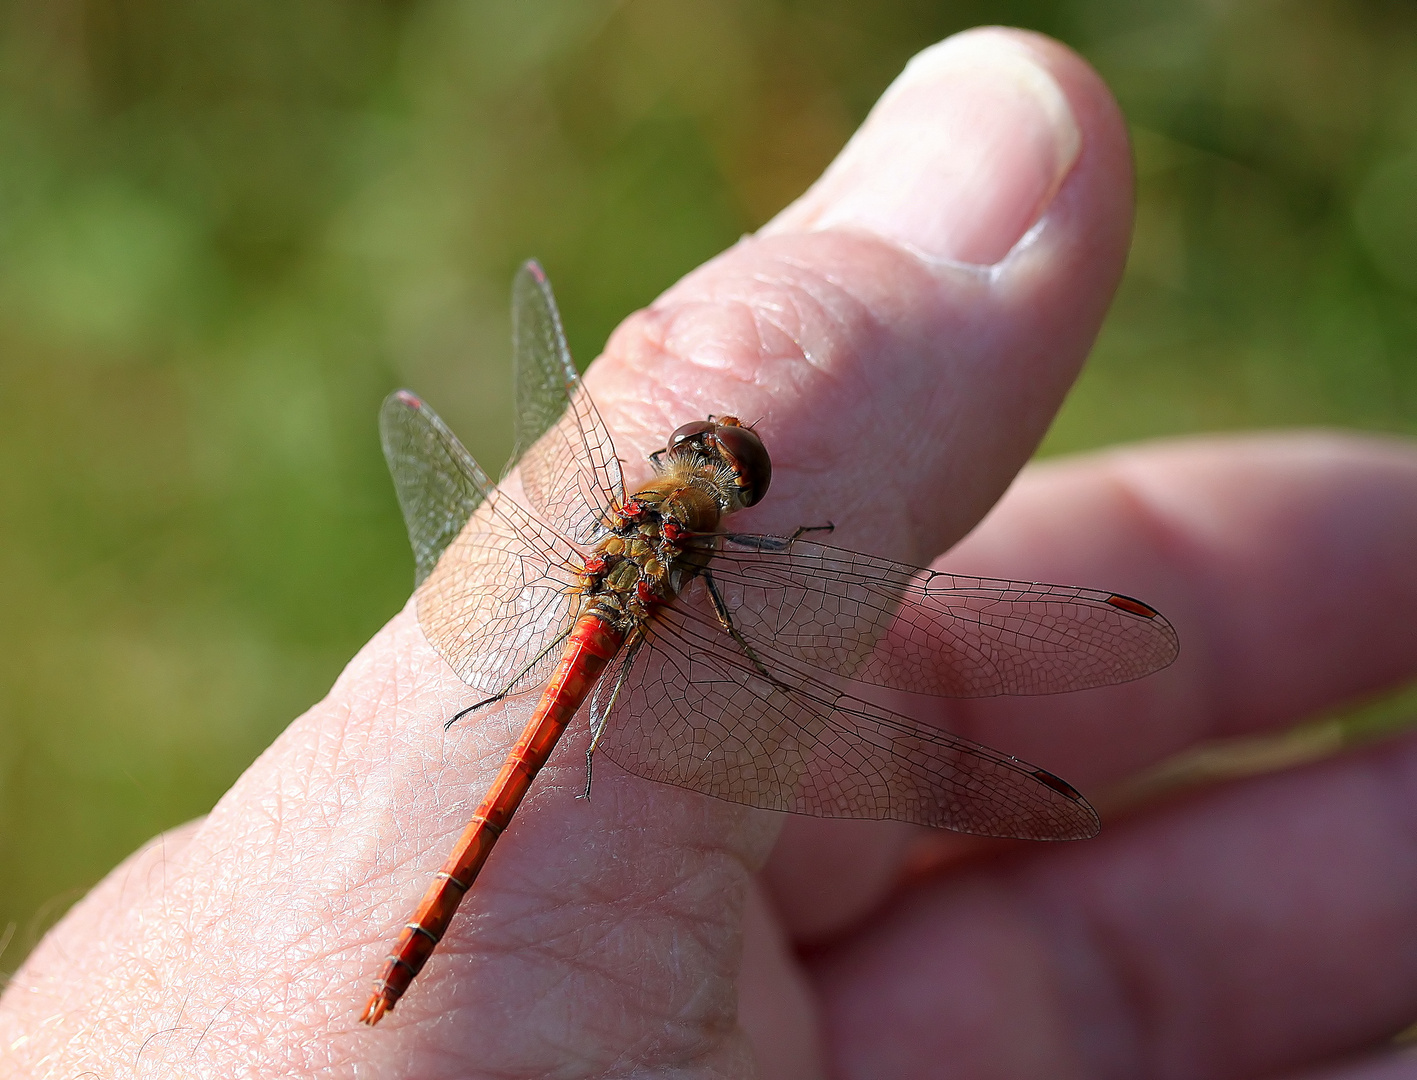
(582, 479, 720, 625)
(579, 416, 772, 628)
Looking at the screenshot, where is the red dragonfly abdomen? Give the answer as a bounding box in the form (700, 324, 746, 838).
(361, 612, 625, 1025)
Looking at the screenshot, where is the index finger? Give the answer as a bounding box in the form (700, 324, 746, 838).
(0, 28, 1136, 1076)
(591, 28, 1130, 568)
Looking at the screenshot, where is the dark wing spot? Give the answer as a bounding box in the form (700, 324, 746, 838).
(1106, 593, 1159, 619)
(1030, 767, 1086, 802)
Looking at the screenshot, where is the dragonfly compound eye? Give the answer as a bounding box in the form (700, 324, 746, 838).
(666, 420, 717, 454)
(713, 422, 771, 506)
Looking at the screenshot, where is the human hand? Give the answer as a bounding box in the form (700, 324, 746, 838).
(4, 27, 1416, 1079)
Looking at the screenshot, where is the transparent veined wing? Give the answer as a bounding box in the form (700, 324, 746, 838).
(382, 390, 584, 698)
(381, 389, 491, 589)
(508, 260, 624, 546)
(683, 534, 1179, 698)
(596, 597, 1099, 840)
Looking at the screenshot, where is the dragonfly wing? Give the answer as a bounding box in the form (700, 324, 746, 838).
(693, 535, 1179, 698)
(597, 604, 1098, 839)
(508, 261, 625, 546)
(381, 388, 493, 588)
(382, 389, 583, 697)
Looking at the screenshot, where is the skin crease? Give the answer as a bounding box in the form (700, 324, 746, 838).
(3, 25, 1417, 1080)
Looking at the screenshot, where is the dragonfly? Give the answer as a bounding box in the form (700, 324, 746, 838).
(360, 260, 1179, 1025)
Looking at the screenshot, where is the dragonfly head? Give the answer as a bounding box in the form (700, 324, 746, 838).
(663, 416, 772, 510)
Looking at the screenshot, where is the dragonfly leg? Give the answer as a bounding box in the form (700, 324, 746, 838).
(702, 570, 789, 688)
(720, 522, 835, 552)
(581, 635, 643, 800)
(443, 630, 572, 731)
(788, 521, 835, 542)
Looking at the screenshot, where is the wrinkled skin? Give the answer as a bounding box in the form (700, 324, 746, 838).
(5, 27, 1417, 1080)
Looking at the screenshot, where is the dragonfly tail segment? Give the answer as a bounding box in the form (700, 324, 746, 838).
(361, 614, 624, 1025)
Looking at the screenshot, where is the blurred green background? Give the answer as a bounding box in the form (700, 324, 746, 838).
(2, 0, 1415, 973)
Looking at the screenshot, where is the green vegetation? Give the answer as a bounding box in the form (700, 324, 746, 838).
(2, 1, 1414, 972)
